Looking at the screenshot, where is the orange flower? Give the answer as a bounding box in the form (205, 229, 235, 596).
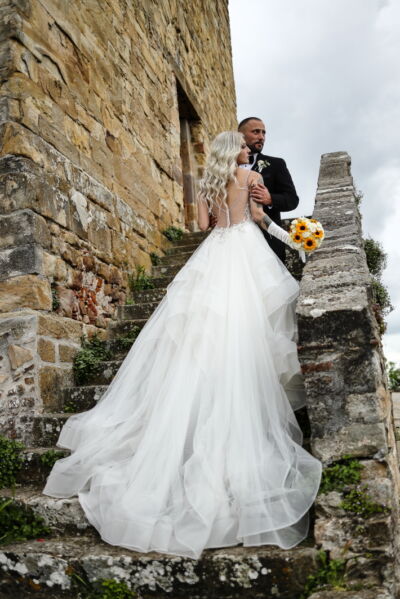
(303, 237, 317, 251)
(296, 222, 308, 233)
(314, 229, 324, 238)
(291, 232, 303, 243)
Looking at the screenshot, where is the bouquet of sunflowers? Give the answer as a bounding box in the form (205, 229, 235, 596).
(288, 218, 325, 252)
(263, 215, 324, 261)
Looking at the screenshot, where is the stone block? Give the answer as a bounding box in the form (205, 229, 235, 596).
(58, 343, 79, 362)
(8, 344, 34, 369)
(318, 151, 353, 188)
(312, 423, 388, 462)
(39, 365, 73, 410)
(345, 390, 388, 424)
(0, 243, 43, 280)
(314, 513, 392, 556)
(0, 210, 51, 249)
(38, 314, 82, 342)
(0, 122, 46, 168)
(56, 286, 80, 318)
(37, 338, 55, 362)
(42, 252, 67, 281)
(0, 274, 51, 311)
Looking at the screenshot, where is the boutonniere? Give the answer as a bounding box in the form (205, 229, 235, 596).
(256, 159, 270, 173)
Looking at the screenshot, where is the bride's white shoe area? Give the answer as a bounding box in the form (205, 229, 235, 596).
(43, 221, 321, 559)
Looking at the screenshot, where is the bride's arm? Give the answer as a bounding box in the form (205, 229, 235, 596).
(197, 196, 210, 231)
(248, 173, 267, 229)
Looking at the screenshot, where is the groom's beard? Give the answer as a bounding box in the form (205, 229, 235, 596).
(248, 143, 263, 154)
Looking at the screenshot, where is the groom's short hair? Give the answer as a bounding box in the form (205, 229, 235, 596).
(238, 117, 263, 131)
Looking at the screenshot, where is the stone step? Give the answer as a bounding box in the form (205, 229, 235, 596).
(20, 409, 312, 452)
(173, 231, 208, 246)
(158, 250, 194, 266)
(0, 535, 319, 599)
(61, 385, 108, 411)
(117, 301, 160, 320)
(165, 242, 200, 256)
(151, 274, 176, 288)
(1, 485, 90, 536)
(74, 361, 122, 387)
(20, 413, 72, 447)
(133, 286, 167, 304)
(152, 263, 182, 279)
(105, 337, 135, 358)
(16, 447, 69, 485)
(107, 318, 147, 339)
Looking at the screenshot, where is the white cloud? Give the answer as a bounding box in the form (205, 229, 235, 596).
(229, 0, 400, 362)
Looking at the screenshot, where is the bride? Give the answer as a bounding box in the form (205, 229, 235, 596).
(44, 131, 321, 559)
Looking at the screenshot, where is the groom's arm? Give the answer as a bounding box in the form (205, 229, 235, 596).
(268, 158, 299, 212)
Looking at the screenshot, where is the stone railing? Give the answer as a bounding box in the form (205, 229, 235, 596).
(297, 152, 400, 596)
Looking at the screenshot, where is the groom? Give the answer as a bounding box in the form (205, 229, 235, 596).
(238, 117, 299, 263)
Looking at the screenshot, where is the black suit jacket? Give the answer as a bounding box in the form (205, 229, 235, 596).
(251, 153, 299, 262)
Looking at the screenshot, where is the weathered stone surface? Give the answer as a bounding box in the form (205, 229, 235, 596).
(1, 486, 90, 534)
(39, 366, 73, 411)
(0, 537, 319, 599)
(60, 385, 107, 413)
(312, 422, 388, 462)
(38, 314, 82, 342)
(16, 447, 69, 485)
(0, 274, 51, 311)
(308, 589, 391, 599)
(0, 209, 51, 249)
(298, 152, 400, 597)
(0, 245, 43, 279)
(58, 344, 78, 363)
(8, 344, 33, 369)
(317, 151, 353, 188)
(38, 338, 56, 363)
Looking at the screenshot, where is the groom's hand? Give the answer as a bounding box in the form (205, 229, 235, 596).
(251, 183, 272, 206)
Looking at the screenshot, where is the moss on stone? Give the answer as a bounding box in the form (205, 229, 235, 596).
(340, 486, 389, 518)
(73, 334, 112, 385)
(319, 457, 363, 495)
(39, 449, 65, 470)
(300, 550, 346, 598)
(0, 435, 24, 488)
(0, 498, 50, 544)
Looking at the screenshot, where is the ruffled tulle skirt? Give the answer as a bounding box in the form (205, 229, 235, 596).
(43, 220, 321, 559)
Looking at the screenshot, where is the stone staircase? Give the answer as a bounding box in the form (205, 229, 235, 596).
(0, 231, 320, 599)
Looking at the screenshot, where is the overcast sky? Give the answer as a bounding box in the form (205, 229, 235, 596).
(229, 0, 400, 364)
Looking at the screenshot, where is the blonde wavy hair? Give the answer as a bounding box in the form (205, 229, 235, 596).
(198, 131, 244, 213)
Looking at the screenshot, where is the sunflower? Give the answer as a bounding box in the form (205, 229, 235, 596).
(291, 232, 303, 244)
(314, 229, 324, 238)
(303, 237, 318, 251)
(296, 222, 308, 233)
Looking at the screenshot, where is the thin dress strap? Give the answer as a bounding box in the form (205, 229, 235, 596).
(237, 169, 256, 190)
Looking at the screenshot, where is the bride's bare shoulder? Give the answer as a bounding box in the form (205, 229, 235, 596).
(234, 168, 259, 187)
(234, 168, 251, 184)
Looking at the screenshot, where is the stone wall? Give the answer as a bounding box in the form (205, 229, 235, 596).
(0, 0, 236, 437)
(297, 152, 400, 597)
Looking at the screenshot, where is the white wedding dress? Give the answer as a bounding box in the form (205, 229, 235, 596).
(44, 176, 321, 559)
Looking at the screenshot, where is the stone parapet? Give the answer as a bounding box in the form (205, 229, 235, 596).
(297, 152, 400, 597)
